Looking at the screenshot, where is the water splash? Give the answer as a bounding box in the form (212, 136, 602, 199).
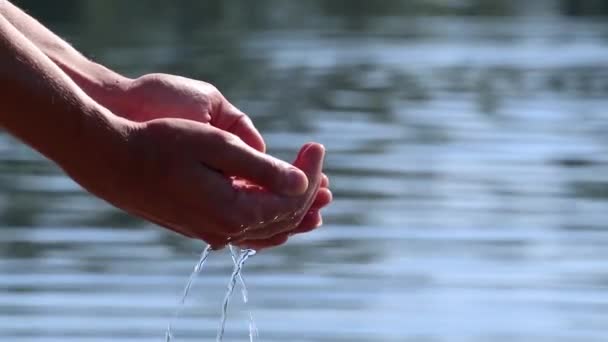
(216, 247, 256, 342)
(165, 245, 213, 342)
(229, 245, 259, 341)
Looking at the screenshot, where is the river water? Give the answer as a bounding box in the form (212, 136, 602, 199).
(2, 1, 608, 341)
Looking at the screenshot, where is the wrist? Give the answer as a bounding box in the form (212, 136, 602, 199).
(56, 104, 141, 194)
(52, 57, 136, 114)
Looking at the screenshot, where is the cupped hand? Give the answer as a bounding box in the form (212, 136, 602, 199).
(114, 73, 266, 152)
(233, 143, 332, 251)
(86, 73, 333, 249)
(70, 117, 330, 249)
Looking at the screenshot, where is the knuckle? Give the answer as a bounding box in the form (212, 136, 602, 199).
(200, 81, 219, 95)
(230, 110, 248, 124)
(267, 157, 282, 174)
(200, 83, 223, 108)
(210, 130, 239, 149)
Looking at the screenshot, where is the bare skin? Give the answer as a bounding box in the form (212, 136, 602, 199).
(0, 3, 332, 250)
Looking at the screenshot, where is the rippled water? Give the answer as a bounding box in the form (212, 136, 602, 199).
(2, 1, 608, 341)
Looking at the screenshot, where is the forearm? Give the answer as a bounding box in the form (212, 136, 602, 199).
(0, 13, 130, 170)
(0, 1, 132, 112)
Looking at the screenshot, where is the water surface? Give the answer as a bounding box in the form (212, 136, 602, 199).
(2, 1, 608, 341)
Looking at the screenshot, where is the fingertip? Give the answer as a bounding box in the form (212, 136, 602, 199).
(285, 167, 309, 196)
(311, 188, 332, 209)
(302, 143, 325, 170)
(305, 142, 325, 160)
(296, 143, 314, 161)
(291, 210, 323, 234)
(321, 173, 329, 188)
(293, 142, 325, 176)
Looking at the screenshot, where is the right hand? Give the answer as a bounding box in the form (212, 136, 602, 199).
(233, 143, 332, 250)
(66, 117, 329, 249)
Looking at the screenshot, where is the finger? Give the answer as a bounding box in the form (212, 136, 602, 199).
(321, 173, 329, 188)
(214, 102, 266, 153)
(311, 188, 332, 210)
(232, 213, 296, 241)
(290, 142, 325, 214)
(251, 210, 323, 240)
(198, 126, 308, 196)
(180, 127, 325, 238)
(237, 210, 322, 250)
(290, 210, 323, 235)
(177, 157, 302, 238)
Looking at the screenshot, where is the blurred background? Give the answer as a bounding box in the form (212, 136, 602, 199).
(2, 0, 608, 341)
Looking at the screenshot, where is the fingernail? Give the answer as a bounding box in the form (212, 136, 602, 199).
(286, 168, 308, 195)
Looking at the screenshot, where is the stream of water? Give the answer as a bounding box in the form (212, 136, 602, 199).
(165, 245, 212, 342)
(164, 245, 257, 342)
(229, 246, 259, 342)
(216, 249, 256, 342)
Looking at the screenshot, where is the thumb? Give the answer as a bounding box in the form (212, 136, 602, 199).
(213, 102, 266, 153)
(202, 129, 308, 196)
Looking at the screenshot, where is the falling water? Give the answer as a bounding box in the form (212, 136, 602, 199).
(165, 245, 213, 342)
(216, 248, 257, 342)
(229, 245, 259, 341)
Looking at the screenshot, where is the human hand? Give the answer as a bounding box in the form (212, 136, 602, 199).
(87, 73, 333, 249)
(234, 144, 333, 251)
(110, 74, 333, 249)
(111, 73, 266, 152)
(66, 116, 328, 249)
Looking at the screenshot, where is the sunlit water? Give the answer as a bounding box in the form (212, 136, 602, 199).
(228, 245, 259, 342)
(165, 245, 212, 342)
(2, 2, 608, 342)
(216, 248, 256, 342)
(165, 245, 256, 342)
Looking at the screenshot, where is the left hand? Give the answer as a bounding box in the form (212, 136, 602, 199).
(113, 73, 266, 152)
